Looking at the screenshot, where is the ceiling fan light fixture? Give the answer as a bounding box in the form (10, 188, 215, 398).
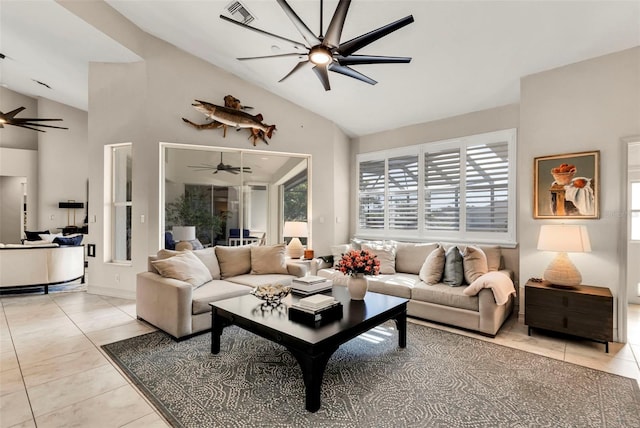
(308, 46, 332, 65)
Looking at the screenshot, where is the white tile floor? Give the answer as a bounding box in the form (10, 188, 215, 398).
(1, 288, 639, 428)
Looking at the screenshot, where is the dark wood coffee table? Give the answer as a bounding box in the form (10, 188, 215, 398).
(210, 286, 408, 412)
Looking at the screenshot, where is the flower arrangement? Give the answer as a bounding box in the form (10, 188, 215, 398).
(337, 249, 380, 277)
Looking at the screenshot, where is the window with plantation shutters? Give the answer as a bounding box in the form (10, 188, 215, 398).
(388, 155, 419, 230)
(465, 142, 509, 232)
(358, 159, 385, 229)
(356, 129, 516, 245)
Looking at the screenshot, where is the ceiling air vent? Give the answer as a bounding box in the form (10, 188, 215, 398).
(225, 1, 255, 24)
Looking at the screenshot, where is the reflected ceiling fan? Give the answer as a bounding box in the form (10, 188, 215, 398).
(0, 107, 68, 132)
(189, 153, 252, 175)
(220, 0, 414, 91)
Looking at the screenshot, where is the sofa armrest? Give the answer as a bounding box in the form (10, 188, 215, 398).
(136, 272, 194, 339)
(310, 257, 332, 275)
(286, 262, 307, 278)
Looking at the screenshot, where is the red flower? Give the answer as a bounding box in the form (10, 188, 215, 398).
(336, 249, 380, 277)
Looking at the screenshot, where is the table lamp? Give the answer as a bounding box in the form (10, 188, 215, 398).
(283, 221, 307, 258)
(173, 226, 196, 251)
(58, 200, 84, 227)
(537, 224, 591, 287)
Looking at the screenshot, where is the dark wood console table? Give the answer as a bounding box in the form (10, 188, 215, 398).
(525, 280, 613, 352)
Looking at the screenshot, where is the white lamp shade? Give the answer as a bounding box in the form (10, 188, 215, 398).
(173, 226, 196, 242)
(537, 225, 591, 253)
(283, 221, 308, 238)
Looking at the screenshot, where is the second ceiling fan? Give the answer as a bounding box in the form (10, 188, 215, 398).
(220, 0, 414, 91)
(189, 153, 252, 175)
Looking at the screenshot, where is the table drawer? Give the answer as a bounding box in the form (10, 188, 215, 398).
(525, 287, 611, 316)
(525, 304, 613, 342)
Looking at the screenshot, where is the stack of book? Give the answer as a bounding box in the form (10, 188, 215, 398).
(288, 294, 343, 326)
(290, 275, 333, 296)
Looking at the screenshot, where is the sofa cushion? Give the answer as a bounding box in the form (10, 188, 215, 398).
(362, 244, 396, 275)
(151, 251, 212, 288)
(25, 230, 49, 241)
(443, 246, 464, 286)
(53, 234, 84, 246)
(419, 246, 445, 285)
(192, 247, 221, 280)
(462, 246, 488, 284)
(394, 242, 439, 274)
(250, 243, 288, 274)
(192, 280, 251, 314)
(39, 233, 63, 243)
(226, 274, 294, 288)
(412, 282, 479, 312)
(331, 244, 351, 268)
(215, 245, 252, 279)
(317, 268, 349, 286)
(366, 273, 417, 299)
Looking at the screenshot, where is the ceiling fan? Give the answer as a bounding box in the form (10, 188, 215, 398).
(189, 153, 252, 175)
(0, 107, 68, 132)
(220, 0, 414, 91)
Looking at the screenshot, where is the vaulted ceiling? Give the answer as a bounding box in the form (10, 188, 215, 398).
(1, 1, 638, 137)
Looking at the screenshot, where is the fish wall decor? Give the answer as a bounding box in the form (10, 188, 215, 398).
(182, 95, 276, 146)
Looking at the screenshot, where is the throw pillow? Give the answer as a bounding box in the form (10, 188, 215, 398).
(215, 245, 252, 279)
(331, 244, 352, 268)
(25, 230, 49, 241)
(250, 243, 288, 275)
(151, 251, 212, 288)
(39, 233, 63, 243)
(53, 234, 84, 246)
(462, 246, 489, 284)
(442, 246, 464, 286)
(479, 245, 502, 272)
(362, 243, 396, 275)
(192, 247, 221, 280)
(394, 242, 439, 274)
(419, 246, 445, 285)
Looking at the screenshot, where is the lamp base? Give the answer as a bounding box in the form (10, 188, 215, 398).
(287, 237, 304, 259)
(543, 251, 582, 287)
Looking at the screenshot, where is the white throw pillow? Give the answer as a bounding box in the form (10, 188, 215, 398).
(39, 233, 62, 242)
(250, 243, 288, 275)
(151, 251, 212, 288)
(362, 243, 396, 275)
(192, 247, 221, 280)
(331, 244, 352, 268)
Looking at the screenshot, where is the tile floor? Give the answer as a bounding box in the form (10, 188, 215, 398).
(1, 288, 639, 428)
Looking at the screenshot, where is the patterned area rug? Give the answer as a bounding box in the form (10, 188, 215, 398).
(103, 322, 640, 428)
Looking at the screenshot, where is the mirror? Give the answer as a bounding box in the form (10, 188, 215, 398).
(162, 144, 309, 249)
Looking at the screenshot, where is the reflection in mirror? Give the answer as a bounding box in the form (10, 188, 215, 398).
(162, 144, 309, 249)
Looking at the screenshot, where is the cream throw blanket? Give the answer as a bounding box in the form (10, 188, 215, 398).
(463, 271, 516, 305)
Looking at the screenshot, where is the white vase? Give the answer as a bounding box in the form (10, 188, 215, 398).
(347, 273, 368, 300)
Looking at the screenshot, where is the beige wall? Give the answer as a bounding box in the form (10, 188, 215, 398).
(64, 2, 352, 298)
(518, 47, 640, 339)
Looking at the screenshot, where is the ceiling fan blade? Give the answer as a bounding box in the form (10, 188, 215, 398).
(16, 122, 68, 130)
(238, 53, 306, 61)
(12, 118, 63, 122)
(323, 0, 351, 48)
(337, 54, 412, 65)
(278, 60, 310, 83)
(276, 0, 320, 47)
(338, 15, 415, 57)
(312, 65, 331, 91)
(2, 107, 26, 118)
(329, 63, 377, 85)
(219, 15, 307, 50)
(12, 124, 46, 132)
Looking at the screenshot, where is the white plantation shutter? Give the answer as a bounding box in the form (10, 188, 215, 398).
(356, 129, 516, 245)
(388, 155, 419, 230)
(465, 142, 509, 232)
(358, 160, 385, 229)
(424, 148, 461, 231)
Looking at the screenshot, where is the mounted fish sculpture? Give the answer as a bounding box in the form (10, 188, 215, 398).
(182, 95, 276, 146)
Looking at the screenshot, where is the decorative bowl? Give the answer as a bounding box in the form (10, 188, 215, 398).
(250, 284, 291, 306)
(551, 169, 576, 185)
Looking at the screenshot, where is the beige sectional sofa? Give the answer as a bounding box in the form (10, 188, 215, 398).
(136, 244, 307, 339)
(314, 241, 518, 336)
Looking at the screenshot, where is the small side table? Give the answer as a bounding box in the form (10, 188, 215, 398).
(524, 280, 613, 352)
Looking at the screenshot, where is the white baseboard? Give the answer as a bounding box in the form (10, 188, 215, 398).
(88, 285, 136, 300)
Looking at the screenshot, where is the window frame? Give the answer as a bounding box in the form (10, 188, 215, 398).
(355, 129, 517, 246)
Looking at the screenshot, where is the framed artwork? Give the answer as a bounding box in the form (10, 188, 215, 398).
(534, 150, 600, 219)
